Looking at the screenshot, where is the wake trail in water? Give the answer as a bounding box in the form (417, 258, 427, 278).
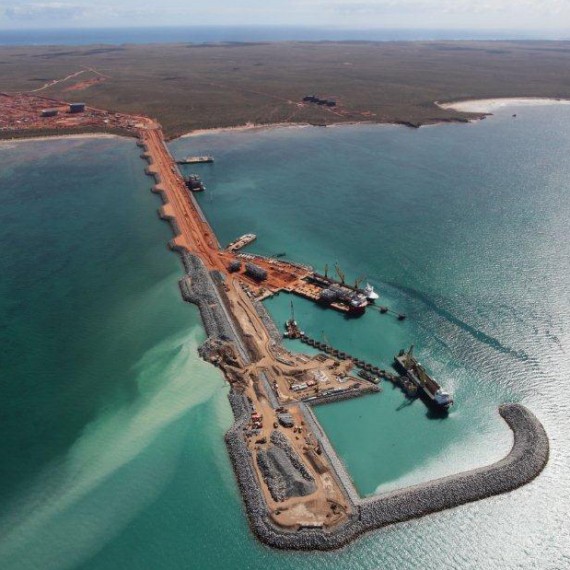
(386, 282, 530, 361)
(0, 326, 223, 570)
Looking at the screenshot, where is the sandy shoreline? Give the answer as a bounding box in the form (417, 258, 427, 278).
(437, 97, 570, 113)
(6, 97, 570, 145)
(180, 122, 314, 138)
(0, 132, 122, 145)
(181, 120, 403, 138)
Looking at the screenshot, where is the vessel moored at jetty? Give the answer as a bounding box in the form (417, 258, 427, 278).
(306, 272, 370, 316)
(176, 155, 214, 164)
(227, 233, 257, 252)
(283, 301, 304, 339)
(184, 174, 205, 192)
(394, 346, 454, 411)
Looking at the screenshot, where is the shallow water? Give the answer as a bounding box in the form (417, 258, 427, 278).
(1, 103, 569, 569)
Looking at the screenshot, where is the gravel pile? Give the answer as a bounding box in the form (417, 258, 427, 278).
(257, 445, 316, 501)
(270, 431, 314, 482)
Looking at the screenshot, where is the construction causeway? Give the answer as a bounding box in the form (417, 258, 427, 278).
(2, 92, 550, 551)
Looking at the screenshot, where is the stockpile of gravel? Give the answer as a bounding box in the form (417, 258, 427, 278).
(270, 431, 313, 482)
(257, 446, 316, 502)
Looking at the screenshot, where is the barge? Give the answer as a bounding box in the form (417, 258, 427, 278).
(394, 346, 454, 412)
(177, 155, 214, 164)
(227, 233, 257, 253)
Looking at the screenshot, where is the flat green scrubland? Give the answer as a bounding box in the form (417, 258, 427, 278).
(2, 41, 570, 137)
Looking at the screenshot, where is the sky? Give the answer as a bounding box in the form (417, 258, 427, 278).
(0, 0, 570, 30)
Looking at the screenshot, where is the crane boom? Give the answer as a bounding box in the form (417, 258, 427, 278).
(335, 263, 345, 285)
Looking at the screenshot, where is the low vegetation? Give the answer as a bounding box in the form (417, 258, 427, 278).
(1, 41, 570, 137)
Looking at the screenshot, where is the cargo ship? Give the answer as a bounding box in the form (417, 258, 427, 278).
(393, 346, 454, 412)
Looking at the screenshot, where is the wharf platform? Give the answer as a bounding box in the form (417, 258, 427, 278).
(296, 333, 417, 397)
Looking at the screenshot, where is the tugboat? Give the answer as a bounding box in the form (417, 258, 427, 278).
(184, 174, 205, 192)
(393, 345, 453, 412)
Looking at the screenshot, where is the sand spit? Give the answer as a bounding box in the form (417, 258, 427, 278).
(437, 97, 570, 114)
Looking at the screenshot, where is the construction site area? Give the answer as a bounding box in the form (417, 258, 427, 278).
(0, 92, 143, 138)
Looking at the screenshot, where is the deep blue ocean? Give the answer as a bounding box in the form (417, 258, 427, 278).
(1, 102, 569, 569)
(1, 26, 569, 46)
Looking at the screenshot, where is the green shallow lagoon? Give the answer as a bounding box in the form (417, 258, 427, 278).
(1, 103, 569, 569)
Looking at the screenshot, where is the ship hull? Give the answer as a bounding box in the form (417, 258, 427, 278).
(393, 356, 451, 413)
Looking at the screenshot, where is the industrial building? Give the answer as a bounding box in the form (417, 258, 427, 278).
(69, 102, 86, 114)
(245, 263, 268, 281)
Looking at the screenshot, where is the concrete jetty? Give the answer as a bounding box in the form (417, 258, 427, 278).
(138, 129, 550, 551)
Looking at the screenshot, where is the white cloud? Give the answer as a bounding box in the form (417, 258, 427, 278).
(1, 0, 570, 29)
(328, 0, 570, 15)
(4, 2, 86, 21)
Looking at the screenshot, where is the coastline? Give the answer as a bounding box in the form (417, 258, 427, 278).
(437, 97, 570, 114)
(179, 117, 462, 138)
(0, 133, 123, 144)
(180, 122, 314, 138)
(11, 97, 567, 145)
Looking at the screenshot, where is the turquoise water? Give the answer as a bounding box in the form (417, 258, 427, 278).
(1, 103, 569, 569)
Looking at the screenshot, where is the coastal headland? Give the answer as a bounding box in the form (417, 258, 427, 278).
(0, 92, 550, 550)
